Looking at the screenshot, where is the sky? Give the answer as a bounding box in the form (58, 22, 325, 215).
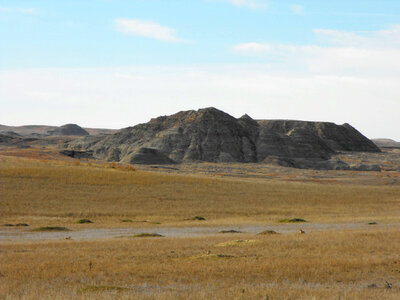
(1, 0, 400, 140)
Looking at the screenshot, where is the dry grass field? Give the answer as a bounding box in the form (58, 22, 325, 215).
(1, 150, 400, 299)
(2, 230, 400, 299)
(1, 154, 400, 227)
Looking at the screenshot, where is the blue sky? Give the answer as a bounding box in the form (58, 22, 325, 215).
(1, 0, 400, 139)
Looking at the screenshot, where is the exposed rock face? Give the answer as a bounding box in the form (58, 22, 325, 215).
(2, 131, 21, 137)
(67, 107, 380, 168)
(129, 148, 176, 164)
(263, 156, 352, 170)
(48, 124, 89, 136)
(60, 150, 94, 159)
(0, 132, 37, 148)
(0, 133, 20, 146)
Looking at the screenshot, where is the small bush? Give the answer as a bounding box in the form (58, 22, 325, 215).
(219, 230, 242, 234)
(77, 219, 93, 224)
(279, 218, 307, 223)
(192, 216, 206, 221)
(121, 219, 133, 222)
(33, 226, 69, 231)
(134, 233, 163, 237)
(3, 223, 29, 227)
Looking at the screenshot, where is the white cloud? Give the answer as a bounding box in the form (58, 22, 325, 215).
(233, 42, 274, 54)
(290, 4, 304, 15)
(212, 0, 268, 9)
(0, 7, 36, 14)
(115, 18, 185, 43)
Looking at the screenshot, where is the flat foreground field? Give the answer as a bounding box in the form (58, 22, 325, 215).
(2, 230, 400, 299)
(1, 154, 400, 299)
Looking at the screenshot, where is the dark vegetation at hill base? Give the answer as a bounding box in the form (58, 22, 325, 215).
(66, 107, 381, 170)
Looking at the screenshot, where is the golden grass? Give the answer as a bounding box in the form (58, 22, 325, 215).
(1, 154, 400, 299)
(1, 229, 400, 299)
(1, 155, 400, 227)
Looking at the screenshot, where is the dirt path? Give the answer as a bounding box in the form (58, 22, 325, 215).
(1, 222, 398, 243)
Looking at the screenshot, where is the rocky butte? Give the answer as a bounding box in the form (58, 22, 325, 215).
(47, 124, 89, 136)
(66, 107, 381, 170)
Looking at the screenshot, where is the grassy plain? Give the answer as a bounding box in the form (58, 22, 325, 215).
(1, 155, 400, 227)
(1, 151, 400, 299)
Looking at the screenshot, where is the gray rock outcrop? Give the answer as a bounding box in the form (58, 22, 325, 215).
(66, 107, 380, 169)
(0, 132, 37, 148)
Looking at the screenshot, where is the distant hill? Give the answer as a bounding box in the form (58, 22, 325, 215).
(372, 138, 400, 148)
(0, 125, 57, 136)
(0, 124, 118, 136)
(47, 124, 89, 136)
(67, 107, 380, 169)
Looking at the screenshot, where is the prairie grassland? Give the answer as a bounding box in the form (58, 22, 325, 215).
(1, 229, 400, 299)
(1, 155, 400, 227)
(1, 153, 400, 299)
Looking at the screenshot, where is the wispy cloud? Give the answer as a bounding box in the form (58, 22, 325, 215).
(232, 25, 400, 76)
(115, 18, 185, 43)
(314, 25, 400, 48)
(290, 4, 304, 15)
(211, 0, 268, 9)
(0, 7, 36, 14)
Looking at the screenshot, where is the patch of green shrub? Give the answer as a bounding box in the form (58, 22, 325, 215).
(77, 219, 93, 224)
(121, 219, 133, 222)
